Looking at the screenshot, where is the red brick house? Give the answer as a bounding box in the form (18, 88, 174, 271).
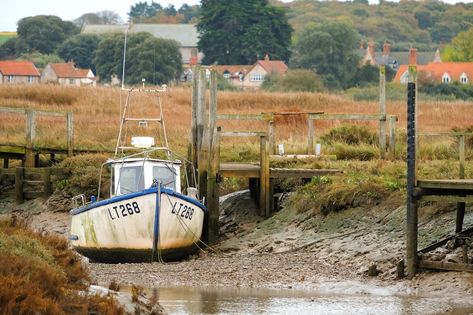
(242, 54, 288, 89)
(0, 61, 40, 84)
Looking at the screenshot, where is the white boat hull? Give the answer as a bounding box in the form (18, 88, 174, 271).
(69, 187, 206, 262)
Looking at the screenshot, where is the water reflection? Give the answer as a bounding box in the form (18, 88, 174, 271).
(156, 286, 470, 315)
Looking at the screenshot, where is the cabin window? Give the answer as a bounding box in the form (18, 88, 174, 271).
(119, 166, 144, 194)
(152, 166, 176, 190)
(7, 75, 13, 83)
(250, 74, 265, 82)
(460, 73, 469, 84)
(442, 73, 451, 84)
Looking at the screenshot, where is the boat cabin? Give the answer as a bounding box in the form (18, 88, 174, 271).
(109, 158, 181, 197)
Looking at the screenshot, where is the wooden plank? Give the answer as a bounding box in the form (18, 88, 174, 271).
(216, 114, 267, 121)
(419, 132, 473, 137)
(309, 114, 384, 121)
(421, 195, 473, 203)
(259, 136, 269, 216)
(0, 145, 26, 154)
(15, 167, 24, 204)
(220, 131, 266, 137)
(419, 260, 473, 272)
(36, 110, 67, 117)
(1, 167, 67, 176)
(268, 120, 275, 155)
(417, 179, 473, 190)
(0, 107, 26, 114)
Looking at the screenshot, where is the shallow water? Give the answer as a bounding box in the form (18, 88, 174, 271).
(156, 286, 472, 315)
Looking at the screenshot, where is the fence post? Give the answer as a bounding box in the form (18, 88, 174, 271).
(259, 135, 270, 217)
(268, 120, 275, 154)
(67, 112, 74, 157)
(389, 116, 397, 159)
(206, 127, 221, 243)
(25, 110, 36, 168)
(379, 65, 387, 159)
(307, 118, 314, 154)
(15, 167, 24, 203)
(456, 134, 466, 233)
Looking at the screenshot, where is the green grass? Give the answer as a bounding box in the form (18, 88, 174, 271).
(0, 32, 16, 46)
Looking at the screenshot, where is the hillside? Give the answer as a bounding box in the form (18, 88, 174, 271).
(277, 0, 472, 51)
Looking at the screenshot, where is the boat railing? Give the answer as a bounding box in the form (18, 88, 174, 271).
(72, 194, 86, 209)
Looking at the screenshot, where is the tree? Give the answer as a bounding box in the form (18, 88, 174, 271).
(17, 53, 64, 68)
(73, 11, 123, 27)
(0, 38, 18, 59)
(291, 22, 360, 89)
(442, 27, 473, 62)
(178, 4, 200, 23)
(16, 15, 79, 54)
(57, 34, 101, 72)
(262, 69, 323, 92)
(197, 0, 292, 65)
(94, 32, 182, 85)
(128, 1, 162, 23)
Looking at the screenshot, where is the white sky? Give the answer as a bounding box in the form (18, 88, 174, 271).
(1, 0, 471, 32)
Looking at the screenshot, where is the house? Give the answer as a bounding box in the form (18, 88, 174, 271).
(242, 54, 288, 89)
(359, 41, 436, 71)
(81, 24, 203, 65)
(0, 61, 40, 84)
(394, 48, 473, 84)
(41, 62, 96, 86)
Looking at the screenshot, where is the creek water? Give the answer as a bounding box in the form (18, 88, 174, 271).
(156, 286, 472, 315)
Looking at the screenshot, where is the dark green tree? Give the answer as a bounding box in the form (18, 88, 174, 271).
(57, 34, 101, 73)
(94, 32, 181, 85)
(178, 4, 201, 23)
(16, 15, 79, 55)
(0, 38, 18, 59)
(128, 1, 162, 23)
(292, 22, 360, 89)
(197, 0, 292, 65)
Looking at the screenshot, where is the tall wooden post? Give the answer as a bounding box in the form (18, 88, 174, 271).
(406, 66, 418, 279)
(67, 112, 74, 157)
(197, 69, 208, 201)
(188, 66, 199, 187)
(25, 110, 36, 168)
(388, 116, 397, 159)
(206, 127, 221, 243)
(379, 65, 387, 159)
(209, 71, 217, 151)
(15, 167, 24, 204)
(259, 135, 270, 217)
(456, 134, 466, 233)
(307, 118, 314, 154)
(268, 120, 275, 155)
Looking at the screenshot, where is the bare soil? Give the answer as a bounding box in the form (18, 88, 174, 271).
(2, 190, 473, 308)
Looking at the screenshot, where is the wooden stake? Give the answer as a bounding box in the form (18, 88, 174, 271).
(206, 127, 221, 243)
(259, 135, 270, 217)
(379, 65, 386, 159)
(25, 110, 36, 168)
(389, 116, 397, 159)
(67, 112, 74, 157)
(456, 134, 466, 233)
(307, 118, 314, 154)
(268, 120, 275, 154)
(43, 168, 52, 197)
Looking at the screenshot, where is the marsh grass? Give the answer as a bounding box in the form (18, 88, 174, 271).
(0, 217, 124, 314)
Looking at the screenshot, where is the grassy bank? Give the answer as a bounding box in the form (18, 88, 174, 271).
(0, 217, 124, 314)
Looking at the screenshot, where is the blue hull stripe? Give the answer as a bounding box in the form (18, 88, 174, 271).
(70, 187, 206, 216)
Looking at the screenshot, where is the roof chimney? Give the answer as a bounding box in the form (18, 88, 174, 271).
(368, 41, 376, 61)
(264, 54, 269, 61)
(433, 48, 442, 63)
(409, 48, 417, 65)
(382, 42, 391, 58)
(189, 56, 198, 66)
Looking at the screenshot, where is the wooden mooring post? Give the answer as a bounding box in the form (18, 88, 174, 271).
(406, 65, 418, 279)
(379, 65, 387, 159)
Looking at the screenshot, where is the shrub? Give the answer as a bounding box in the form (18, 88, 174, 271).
(262, 70, 324, 92)
(320, 124, 378, 146)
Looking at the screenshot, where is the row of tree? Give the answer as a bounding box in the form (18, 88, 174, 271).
(0, 15, 182, 85)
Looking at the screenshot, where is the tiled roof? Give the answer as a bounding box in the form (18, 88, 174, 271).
(0, 61, 40, 76)
(209, 65, 252, 77)
(82, 24, 198, 47)
(394, 62, 473, 82)
(50, 63, 93, 78)
(256, 59, 288, 75)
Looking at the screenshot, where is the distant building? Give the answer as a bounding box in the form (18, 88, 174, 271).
(358, 41, 436, 71)
(183, 54, 288, 90)
(0, 61, 40, 84)
(41, 62, 96, 86)
(81, 24, 203, 65)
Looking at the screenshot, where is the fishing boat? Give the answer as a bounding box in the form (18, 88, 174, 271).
(69, 86, 206, 262)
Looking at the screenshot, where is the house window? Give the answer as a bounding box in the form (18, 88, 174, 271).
(69, 78, 74, 85)
(460, 73, 469, 84)
(223, 71, 231, 79)
(250, 74, 265, 82)
(7, 75, 13, 83)
(27, 76, 34, 83)
(442, 73, 451, 84)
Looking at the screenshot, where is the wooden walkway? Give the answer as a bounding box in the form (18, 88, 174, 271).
(219, 163, 340, 178)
